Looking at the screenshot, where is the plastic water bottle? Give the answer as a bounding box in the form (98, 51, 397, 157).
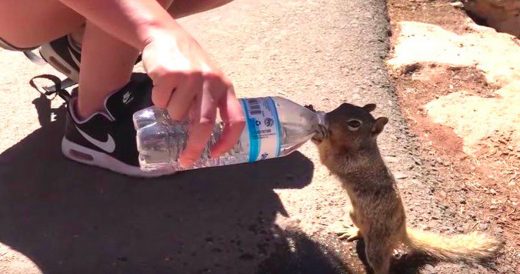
(133, 97, 326, 172)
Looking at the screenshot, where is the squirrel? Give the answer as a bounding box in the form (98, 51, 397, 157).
(307, 103, 503, 274)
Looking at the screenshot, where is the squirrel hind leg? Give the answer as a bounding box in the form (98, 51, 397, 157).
(364, 239, 393, 274)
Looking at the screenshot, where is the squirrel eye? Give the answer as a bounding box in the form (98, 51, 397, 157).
(346, 119, 362, 131)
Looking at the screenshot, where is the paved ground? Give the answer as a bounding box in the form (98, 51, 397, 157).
(0, 0, 475, 273)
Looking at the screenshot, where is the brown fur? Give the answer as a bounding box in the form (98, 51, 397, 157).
(310, 103, 503, 274)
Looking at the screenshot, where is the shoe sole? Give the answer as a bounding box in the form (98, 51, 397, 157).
(40, 43, 79, 83)
(61, 137, 171, 178)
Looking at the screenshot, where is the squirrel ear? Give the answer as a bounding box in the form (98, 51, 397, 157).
(372, 117, 388, 135)
(363, 104, 377, 112)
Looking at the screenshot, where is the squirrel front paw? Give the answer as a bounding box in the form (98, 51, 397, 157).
(312, 124, 329, 144)
(338, 226, 362, 242)
(330, 221, 362, 242)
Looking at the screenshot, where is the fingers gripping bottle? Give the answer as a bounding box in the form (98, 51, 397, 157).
(133, 97, 326, 173)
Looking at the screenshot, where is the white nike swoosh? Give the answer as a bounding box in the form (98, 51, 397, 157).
(75, 126, 116, 153)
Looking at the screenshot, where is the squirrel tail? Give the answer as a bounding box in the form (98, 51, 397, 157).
(404, 227, 503, 263)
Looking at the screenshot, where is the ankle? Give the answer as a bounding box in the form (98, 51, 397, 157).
(75, 81, 130, 120)
(75, 96, 103, 120)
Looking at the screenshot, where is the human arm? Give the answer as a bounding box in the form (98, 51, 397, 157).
(58, 0, 245, 167)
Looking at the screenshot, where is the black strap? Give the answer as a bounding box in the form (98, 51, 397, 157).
(23, 50, 47, 65)
(29, 74, 72, 102)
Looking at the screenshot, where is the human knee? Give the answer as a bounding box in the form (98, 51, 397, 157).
(0, 0, 84, 48)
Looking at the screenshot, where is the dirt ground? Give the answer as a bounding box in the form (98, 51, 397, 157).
(0, 0, 400, 273)
(387, 0, 520, 273)
(0, 0, 518, 273)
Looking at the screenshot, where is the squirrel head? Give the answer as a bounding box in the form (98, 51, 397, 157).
(312, 103, 388, 154)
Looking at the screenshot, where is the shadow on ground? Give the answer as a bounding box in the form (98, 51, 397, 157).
(0, 95, 350, 273)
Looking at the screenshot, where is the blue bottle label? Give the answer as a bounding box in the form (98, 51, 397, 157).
(240, 97, 282, 162)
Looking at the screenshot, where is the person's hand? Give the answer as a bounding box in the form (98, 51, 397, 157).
(142, 28, 245, 168)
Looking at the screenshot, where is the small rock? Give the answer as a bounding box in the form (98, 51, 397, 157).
(402, 63, 422, 75)
(422, 264, 435, 273)
(450, 1, 464, 8)
(394, 172, 408, 179)
(479, 223, 489, 230)
(384, 155, 398, 163)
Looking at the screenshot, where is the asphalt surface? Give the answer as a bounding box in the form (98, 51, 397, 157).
(0, 0, 445, 273)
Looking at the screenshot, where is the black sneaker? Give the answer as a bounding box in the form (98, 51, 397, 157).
(61, 73, 169, 177)
(39, 35, 142, 84)
(40, 35, 81, 83)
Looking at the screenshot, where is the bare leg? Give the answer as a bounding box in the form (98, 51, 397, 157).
(77, 0, 233, 117)
(0, 0, 233, 118)
(0, 0, 84, 48)
(75, 22, 140, 117)
(62, 0, 235, 48)
(0, 0, 172, 118)
(0, 0, 133, 118)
